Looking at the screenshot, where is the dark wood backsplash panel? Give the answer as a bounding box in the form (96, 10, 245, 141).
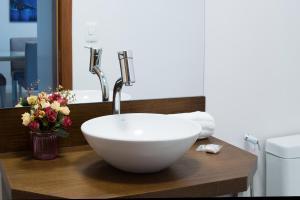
(0, 97, 205, 153)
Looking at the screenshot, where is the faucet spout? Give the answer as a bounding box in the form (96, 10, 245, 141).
(92, 66, 110, 102)
(112, 50, 135, 114)
(86, 47, 109, 102)
(112, 78, 123, 114)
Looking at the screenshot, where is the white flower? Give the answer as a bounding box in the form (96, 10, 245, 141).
(34, 104, 39, 110)
(15, 104, 23, 108)
(60, 106, 70, 115)
(21, 112, 31, 126)
(51, 101, 60, 112)
(41, 99, 50, 109)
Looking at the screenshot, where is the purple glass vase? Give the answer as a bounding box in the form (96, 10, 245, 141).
(31, 131, 58, 160)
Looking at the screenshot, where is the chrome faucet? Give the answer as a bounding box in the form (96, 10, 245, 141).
(113, 50, 135, 114)
(87, 47, 109, 101)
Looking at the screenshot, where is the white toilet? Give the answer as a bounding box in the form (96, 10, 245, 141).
(266, 134, 300, 196)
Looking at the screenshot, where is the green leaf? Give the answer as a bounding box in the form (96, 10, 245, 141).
(57, 112, 64, 122)
(53, 128, 69, 138)
(42, 120, 49, 127)
(21, 97, 29, 106)
(54, 123, 61, 129)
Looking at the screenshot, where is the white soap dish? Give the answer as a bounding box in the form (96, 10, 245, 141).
(196, 144, 223, 154)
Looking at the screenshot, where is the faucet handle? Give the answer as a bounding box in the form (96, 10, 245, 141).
(86, 46, 103, 73)
(118, 50, 135, 86)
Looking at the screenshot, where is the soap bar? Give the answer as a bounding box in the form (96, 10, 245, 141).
(196, 144, 223, 154)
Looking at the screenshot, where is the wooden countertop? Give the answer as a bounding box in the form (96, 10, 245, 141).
(0, 137, 257, 199)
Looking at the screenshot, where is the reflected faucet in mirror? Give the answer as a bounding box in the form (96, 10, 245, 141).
(86, 47, 109, 102)
(113, 50, 135, 114)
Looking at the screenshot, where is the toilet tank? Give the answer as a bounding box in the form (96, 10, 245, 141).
(266, 134, 300, 196)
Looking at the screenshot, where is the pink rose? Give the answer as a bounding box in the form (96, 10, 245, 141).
(57, 98, 68, 106)
(48, 93, 62, 102)
(29, 121, 40, 131)
(62, 116, 72, 128)
(45, 107, 57, 123)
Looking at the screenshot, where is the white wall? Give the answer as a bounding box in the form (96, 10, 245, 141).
(72, 0, 205, 100)
(205, 0, 300, 196)
(0, 0, 37, 88)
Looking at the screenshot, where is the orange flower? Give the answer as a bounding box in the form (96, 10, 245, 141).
(38, 92, 49, 101)
(38, 110, 46, 118)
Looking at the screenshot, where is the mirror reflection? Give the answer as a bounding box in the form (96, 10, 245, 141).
(0, 0, 56, 108)
(72, 0, 205, 102)
(1, 0, 204, 109)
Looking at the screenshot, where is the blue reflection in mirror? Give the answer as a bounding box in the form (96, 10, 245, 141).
(10, 0, 37, 22)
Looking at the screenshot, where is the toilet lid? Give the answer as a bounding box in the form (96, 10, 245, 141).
(266, 134, 300, 159)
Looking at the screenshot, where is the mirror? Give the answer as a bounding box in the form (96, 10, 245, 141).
(0, 0, 57, 108)
(72, 0, 205, 103)
(0, 0, 205, 108)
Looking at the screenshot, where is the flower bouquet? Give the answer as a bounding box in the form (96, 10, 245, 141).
(16, 86, 75, 160)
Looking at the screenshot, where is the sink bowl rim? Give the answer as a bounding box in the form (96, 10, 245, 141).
(70, 89, 131, 103)
(81, 113, 201, 143)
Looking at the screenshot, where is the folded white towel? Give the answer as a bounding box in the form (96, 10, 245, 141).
(169, 111, 215, 139)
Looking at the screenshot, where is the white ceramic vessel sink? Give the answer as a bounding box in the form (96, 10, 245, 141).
(70, 90, 131, 104)
(81, 113, 201, 173)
